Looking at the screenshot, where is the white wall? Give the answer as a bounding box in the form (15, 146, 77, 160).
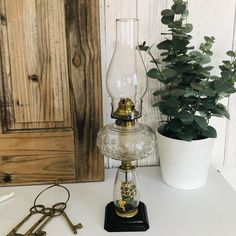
(99, 0, 236, 169)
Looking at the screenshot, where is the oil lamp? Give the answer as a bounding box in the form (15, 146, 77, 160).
(97, 18, 156, 232)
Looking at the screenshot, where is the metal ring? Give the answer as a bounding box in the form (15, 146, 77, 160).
(30, 204, 45, 214)
(33, 184, 70, 208)
(52, 202, 67, 216)
(43, 207, 54, 216)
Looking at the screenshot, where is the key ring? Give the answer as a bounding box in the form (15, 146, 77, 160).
(30, 204, 45, 214)
(33, 184, 70, 212)
(52, 202, 67, 216)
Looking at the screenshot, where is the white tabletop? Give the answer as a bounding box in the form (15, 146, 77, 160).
(1, 166, 236, 236)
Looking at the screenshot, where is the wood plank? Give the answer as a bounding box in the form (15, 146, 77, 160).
(65, 0, 104, 181)
(1, 0, 71, 130)
(0, 130, 76, 185)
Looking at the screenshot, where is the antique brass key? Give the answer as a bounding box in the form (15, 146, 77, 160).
(7, 205, 45, 236)
(24, 208, 52, 236)
(61, 210, 83, 234)
(33, 202, 66, 235)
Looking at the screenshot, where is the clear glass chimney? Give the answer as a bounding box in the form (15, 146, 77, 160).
(106, 19, 147, 120)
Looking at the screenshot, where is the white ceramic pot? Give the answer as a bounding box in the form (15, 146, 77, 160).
(157, 131, 214, 190)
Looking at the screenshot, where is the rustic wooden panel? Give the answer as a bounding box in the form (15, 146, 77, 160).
(65, 0, 104, 181)
(0, 130, 76, 185)
(0, 0, 104, 184)
(1, 0, 71, 130)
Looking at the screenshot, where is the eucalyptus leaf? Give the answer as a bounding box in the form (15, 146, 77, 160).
(171, 3, 186, 14)
(153, 90, 167, 96)
(161, 9, 175, 16)
(178, 111, 193, 124)
(161, 15, 174, 25)
(147, 68, 162, 80)
(194, 116, 208, 130)
(176, 132, 194, 141)
(170, 89, 186, 96)
(162, 68, 177, 79)
(157, 40, 172, 50)
(185, 23, 193, 33)
(211, 103, 230, 119)
(214, 80, 234, 93)
(226, 50, 236, 57)
(202, 126, 217, 138)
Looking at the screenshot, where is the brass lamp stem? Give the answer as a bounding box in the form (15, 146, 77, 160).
(115, 119, 135, 128)
(120, 160, 134, 170)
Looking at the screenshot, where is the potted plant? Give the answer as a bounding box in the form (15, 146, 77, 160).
(139, 0, 236, 190)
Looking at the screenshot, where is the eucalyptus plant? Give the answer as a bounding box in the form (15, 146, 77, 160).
(139, 0, 236, 141)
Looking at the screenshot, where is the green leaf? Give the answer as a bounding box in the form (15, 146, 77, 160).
(191, 82, 204, 91)
(205, 50, 213, 56)
(174, 64, 194, 73)
(162, 68, 177, 79)
(171, 3, 186, 14)
(221, 70, 232, 80)
(147, 68, 162, 80)
(176, 132, 194, 141)
(201, 99, 215, 109)
(204, 36, 215, 43)
(170, 89, 186, 96)
(157, 40, 172, 50)
(178, 111, 193, 124)
(202, 88, 216, 97)
(168, 20, 182, 29)
(214, 80, 234, 93)
(194, 115, 208, 130)
(172, 39, 189, 49)
(168, 119, 183, 132)
(161, 15, 174, 25)
(161, 9, 175, 16)
(153, 90, 167, 96)
(198, 68, 210, 78)
(139, 45, 149, 51)
(202, 126, 217, 138)
(185, 23, 193, 33)
(189, 51, 202, 58)
(173, 0, 183, 3)
(183, 10, 189, 17)
(177, 55, 192, 63)
(184, 89, 198, 97)
(204, 66, 214, 71)
(199, 55, 211, 65)
(226, 50, 236, 57)
(231, 72, 236, 82)
(211, 103, 230, 119)
(222, 60, 232, 70)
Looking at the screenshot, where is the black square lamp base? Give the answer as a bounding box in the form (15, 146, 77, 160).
(104, 201, 149, 232)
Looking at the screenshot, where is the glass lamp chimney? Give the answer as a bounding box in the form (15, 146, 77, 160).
(106, 18, 147, 120)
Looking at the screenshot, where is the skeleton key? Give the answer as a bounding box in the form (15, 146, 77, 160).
(61, 210, 82, 234)
(24, 208, 52, 236)
(7, 205, 45, 236)
(7, 233, 24, 236)
(33, 202, 66, 235)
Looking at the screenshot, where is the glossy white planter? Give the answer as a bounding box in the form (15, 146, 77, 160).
(157, 131, 214, 190)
